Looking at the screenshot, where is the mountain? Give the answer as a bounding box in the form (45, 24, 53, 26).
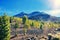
(14, 11, 60, 21)
(28, 11, 50, 21)
(14, 12, 28, 18)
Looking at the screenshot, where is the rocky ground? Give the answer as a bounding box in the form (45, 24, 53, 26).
(10, 28, 49, 40)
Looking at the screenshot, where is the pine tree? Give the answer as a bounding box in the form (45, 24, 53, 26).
(31, 22, 34, 27)
(0, 13, 10, 40)
(22, 15, 30, 35)
(22, 15, 28, 24)
(40, 25, 43, 30)
(40, 22, 44, 30)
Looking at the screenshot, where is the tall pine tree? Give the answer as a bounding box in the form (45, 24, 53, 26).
(0, 13, 10, 40)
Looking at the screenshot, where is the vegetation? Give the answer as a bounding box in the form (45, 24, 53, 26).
(22, 15, 28, 24)
(30, 22, 34, 27)
(22, 15, 30, 35)
(24, 24, 30, 35)
(0, 13, 60, 40)
(53, 38, 59, 40)
(0, 13, 10, 40)
(14, 22, 19, 36)
(10, 16, 14, 23)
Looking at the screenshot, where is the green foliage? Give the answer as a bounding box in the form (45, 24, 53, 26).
(13, 17, 22, 23)
(30, 22, 34, 27)
(33, 21, 40, 28)
(24, 24, 28, 34)
(22, 15, 28, 24)
(39, 22, 44, 29)
(40, 25, 43, 29)
(10, 17, 14, 23)
(53, 38, 59, 40)
(14, 22, 19, 29)
(0, 13, 10, 40)
(23, 23, 30, 35)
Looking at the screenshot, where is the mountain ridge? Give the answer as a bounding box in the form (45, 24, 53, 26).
(14, 11, 60, 22)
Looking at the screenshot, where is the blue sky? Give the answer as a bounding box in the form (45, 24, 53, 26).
(0, 0, 60, 17)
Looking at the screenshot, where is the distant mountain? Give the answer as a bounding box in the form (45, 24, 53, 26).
(14, 12, 28, 18)
(28, 11, 50, 21)
(14, 11, 60, 21)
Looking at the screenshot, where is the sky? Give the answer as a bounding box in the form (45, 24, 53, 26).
(0, 0, 60, 17)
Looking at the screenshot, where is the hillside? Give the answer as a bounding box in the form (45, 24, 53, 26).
(14, 11, 60, 22)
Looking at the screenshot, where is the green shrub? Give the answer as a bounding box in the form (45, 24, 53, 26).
(53, 38, 59, 40)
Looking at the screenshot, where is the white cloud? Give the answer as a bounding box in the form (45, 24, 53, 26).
(43, 0, 60, 17)
(43, 10, 60, 17)
(48, 0, 60, 9)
